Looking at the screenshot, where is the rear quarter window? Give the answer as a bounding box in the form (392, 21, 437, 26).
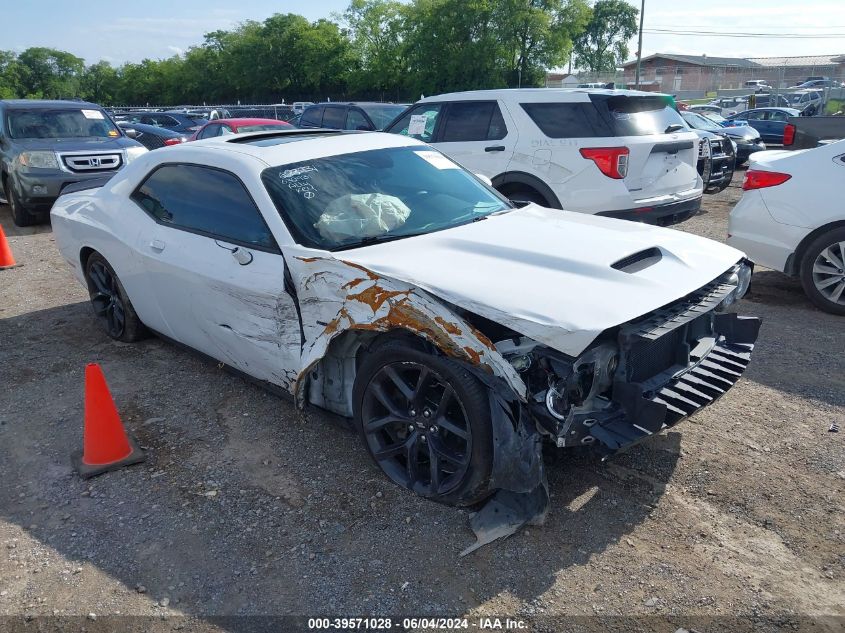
(520, 102, 611, 138)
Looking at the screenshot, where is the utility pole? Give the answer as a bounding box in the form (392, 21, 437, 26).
(635, 0, 645, 88)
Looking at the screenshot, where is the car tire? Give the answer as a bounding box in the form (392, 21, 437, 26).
(353, 340, 494, 506)
(799, 227, 845, 316)
(84, 252, 148, 342)
(7, 184, 39, 227)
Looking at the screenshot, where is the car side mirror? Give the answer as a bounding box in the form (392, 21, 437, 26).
(123, 128, 139, 139)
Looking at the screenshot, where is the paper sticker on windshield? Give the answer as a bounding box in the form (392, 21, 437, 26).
(407, 114, 427, 136)
(280, 165, 317, 179)
(81, 109, 104, 120)
(414, 150, 458, 170)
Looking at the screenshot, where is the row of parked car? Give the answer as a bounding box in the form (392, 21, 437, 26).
(1, 90, 842, 314)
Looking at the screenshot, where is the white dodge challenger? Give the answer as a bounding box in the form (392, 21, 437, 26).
(51, 130, 760, 542)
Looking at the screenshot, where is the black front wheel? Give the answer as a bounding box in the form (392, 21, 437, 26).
(353, 341, 494, 505)
(84, 252, 147, 342)
(7, 185, 39, 227)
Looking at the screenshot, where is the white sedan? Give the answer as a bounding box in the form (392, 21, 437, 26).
(728, 141, 845, 315)
(51, 130, 759, 536)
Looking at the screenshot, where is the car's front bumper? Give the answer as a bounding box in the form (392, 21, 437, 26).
(530, 269, 761, 455)
(596, 196, 702, 226)
(13, 169, 117, 212)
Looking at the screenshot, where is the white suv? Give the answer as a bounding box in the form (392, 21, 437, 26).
(384, 88, 704, 225)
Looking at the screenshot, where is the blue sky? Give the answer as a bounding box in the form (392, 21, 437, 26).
(5, 0, 844, 65)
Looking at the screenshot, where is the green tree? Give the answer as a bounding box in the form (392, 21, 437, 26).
(80, 61, 118, 104)
(496, 0, 590, 87)
(340, 0, 407, 98)
(16, 47, 85, 98)
(573, 0, 638, 72)
(0, 51, 21, 99)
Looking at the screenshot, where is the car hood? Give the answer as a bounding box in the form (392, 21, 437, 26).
(339, 205, 744, 356)
(11, 137, 138, 151)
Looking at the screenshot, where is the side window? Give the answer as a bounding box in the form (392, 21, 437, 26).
(300, 106, 323, 127)
(743, 110, 762, 121)
(769, 111, 788, 122)
(321, 106, 346, 129)
(385, 103, 442, 142)
(197, 124, 217, 139)
(439, 101, 507, 142)
(131, 164, 278, 251)
(346, 108, 370, 130)
(520, 102, 610, 138)
(219, 124, 234, 136)
(440, 101, 494, 142)
(488, 104, 507, 140)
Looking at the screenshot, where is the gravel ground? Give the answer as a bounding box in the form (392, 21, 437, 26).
(1, 175, 843, 633)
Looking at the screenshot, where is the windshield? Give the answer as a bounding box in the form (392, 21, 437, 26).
(262, 146, 510, 251)
(681, 111, 723, 132)
(701, 112, 728, 124)
(6, 108, 121, 139)
(358, 104, 408, 129)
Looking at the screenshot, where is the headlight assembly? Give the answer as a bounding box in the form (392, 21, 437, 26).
(18, 151, 59, 170)
(721, 261, 753, 309)
(124, 146, 148, 163)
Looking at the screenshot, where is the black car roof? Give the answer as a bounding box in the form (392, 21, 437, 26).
(0, 99, 102, 110)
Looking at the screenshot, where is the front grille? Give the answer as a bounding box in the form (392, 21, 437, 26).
(60, 152, 123, 173)
(627, 328, 685, 383)
(619, 269, 738, 384)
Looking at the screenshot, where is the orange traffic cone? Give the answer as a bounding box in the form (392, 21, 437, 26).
(0, 225, 19, 270)
(72, 363, 146, 478)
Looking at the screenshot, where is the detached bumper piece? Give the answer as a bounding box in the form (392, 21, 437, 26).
(589, 275, 761, 454)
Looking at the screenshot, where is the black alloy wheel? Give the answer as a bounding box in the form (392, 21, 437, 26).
(87, 259, 126, 338)
(360, 361, 474, 498)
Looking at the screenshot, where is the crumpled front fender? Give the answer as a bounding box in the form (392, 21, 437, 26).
(286, 251, 528, 405)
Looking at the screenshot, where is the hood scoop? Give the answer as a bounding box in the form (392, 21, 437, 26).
(611, 247, 662, 273)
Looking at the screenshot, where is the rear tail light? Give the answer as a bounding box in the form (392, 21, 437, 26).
(783, 123, 796, 146)
(580, 147, 629, 179)
(742, 169, 791, 190)
(163, 138, 183, 146)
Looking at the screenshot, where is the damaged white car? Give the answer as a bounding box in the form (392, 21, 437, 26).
(51, 130, 760, 548)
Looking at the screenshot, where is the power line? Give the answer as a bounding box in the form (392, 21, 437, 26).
(643, 29, 845, 38)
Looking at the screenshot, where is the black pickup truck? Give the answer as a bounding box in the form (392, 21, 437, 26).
(784, 116, 845, 150)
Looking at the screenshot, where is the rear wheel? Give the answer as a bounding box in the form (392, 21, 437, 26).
(353, 341, 494, 505)
(84, 252, 148, 342)
(800, 227, 845, 315)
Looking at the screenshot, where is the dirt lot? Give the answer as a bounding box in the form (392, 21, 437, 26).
(1, 176, 843, 633)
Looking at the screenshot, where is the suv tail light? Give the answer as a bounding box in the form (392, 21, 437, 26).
(783, 123, 796, 146)
(580, 147, 629, 179)
(742, 169, 791, 190)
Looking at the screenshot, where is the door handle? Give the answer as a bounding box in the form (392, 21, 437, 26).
(149, 239, 166, 252)
(485, 145, 506, 152)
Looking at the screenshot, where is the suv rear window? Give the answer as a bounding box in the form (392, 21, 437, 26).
(595, 95, 686, 136)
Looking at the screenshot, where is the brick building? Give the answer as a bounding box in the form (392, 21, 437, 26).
(621, 53, 845, 94)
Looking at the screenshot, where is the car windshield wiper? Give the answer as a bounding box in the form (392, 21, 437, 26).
(664, 123, 686, 133)
(333, 231, 433, 251)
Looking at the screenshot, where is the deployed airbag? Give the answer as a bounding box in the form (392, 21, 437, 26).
(315, 193, 410, 242)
